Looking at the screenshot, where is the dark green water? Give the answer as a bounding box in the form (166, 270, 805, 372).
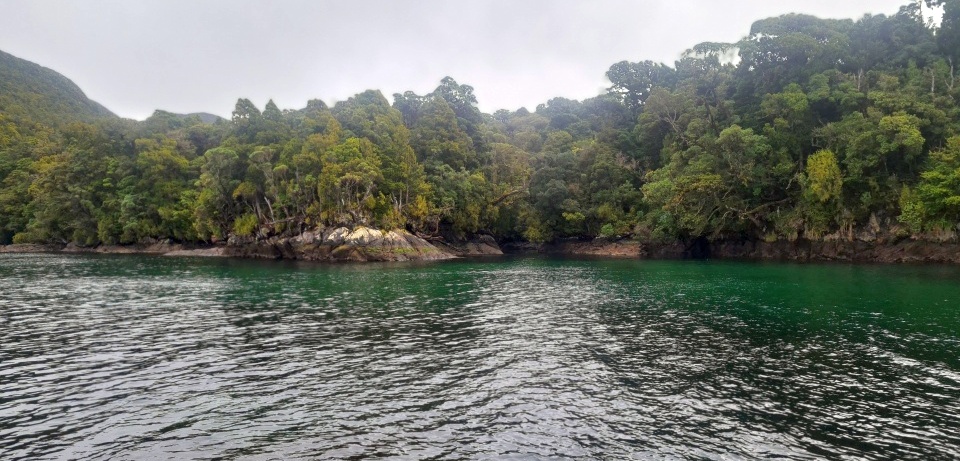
(1, 253, 958, 460)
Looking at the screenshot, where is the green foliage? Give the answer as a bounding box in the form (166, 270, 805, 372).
(411, 97, 476, 170)
(319, 138, 383, 225)
(233, 213, 259, 237)
(0, 50, 116, 128)
(805, 149, 843, 204)
(898, 186, 926, 233)
(802, 149, 843, 236)
(642, 124, 792, 239)
(606, 60, 677, 115)
(899, 136, 960, 230)
(424, 165, 490, 237)
(2, 2, 959, 247)
(599, 223, 618, 238)
(194, 147, 240, 240)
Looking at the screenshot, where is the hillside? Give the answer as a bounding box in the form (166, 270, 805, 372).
(2, 2, 960, 256)
(0, 49, 116, 126)
(180, 112, 224, 124)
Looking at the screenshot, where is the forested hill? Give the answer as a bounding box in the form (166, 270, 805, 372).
(0, 49, 116, 126)
(3, 0, 960, 248)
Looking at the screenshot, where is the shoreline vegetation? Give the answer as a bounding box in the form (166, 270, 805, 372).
(4, 2, 960, 264)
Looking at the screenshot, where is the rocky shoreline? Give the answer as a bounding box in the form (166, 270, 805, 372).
(0, 227, 462, 262)
(513, 236, 960, 264)
(4, 227, 960, 264)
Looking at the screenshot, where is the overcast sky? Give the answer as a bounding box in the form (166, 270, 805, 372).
(0, 0, 920, 120)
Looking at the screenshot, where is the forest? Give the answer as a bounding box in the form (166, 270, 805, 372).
(2, 0, 960, 247)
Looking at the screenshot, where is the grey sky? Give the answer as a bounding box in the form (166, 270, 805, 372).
(0, 0, 917, 120)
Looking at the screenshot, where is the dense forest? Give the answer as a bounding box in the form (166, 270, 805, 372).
(3, 1, 960, 247)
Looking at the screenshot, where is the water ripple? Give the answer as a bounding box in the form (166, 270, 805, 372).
(1, 254, 959, 459)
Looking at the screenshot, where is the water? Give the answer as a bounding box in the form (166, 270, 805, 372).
(1, 254, 959, 460)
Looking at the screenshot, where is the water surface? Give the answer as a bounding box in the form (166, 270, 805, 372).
(1, 254, 958, 459)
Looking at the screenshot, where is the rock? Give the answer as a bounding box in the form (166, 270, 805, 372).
(322, 227, 351, 246)
(8, 231, 960, 264)
(0, 243, 62, 253)
(856, 213, 881, 242)
(500, 241, 541, 254)
(345, 227, 383, 246)
(293, 231, 317, 245)
(534, 238, 641, 258)
(433, 233, 504, 256)
(164, 247, 225, 257)
(506, 234, 960, 265)
(331, 244, 366, 261)
(468, 234, 504, 255)
(215, 226, 456, 262)
(822, 231, 843, 242)
(383, 230, 415, 252)
(227, 235, 255, 246)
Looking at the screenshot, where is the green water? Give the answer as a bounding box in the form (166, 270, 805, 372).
(1, 254, 958, 459)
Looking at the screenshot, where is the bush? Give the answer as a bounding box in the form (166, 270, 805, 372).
(12, 231, 40, 244)
(232, 213, 258, 237)
(599, 223, 617, 238)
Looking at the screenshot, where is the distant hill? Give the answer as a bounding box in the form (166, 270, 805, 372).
(140, 110, 225, 134)
(0, 49, 117, 126)
(177, 112, 224, 124)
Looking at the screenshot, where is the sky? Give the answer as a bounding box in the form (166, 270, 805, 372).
(0, 0, 922, 120)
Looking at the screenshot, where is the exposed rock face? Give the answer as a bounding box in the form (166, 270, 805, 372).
(513, 236, 960, 264)
(6, 225, 960, 264)
(223, 227, 455, 262)
(0, 227, 456, 262)
(322, 227, 351, 246)
(700, 218, 960, 263)
(432, 234, 503, 256)
(542, 239, 647, 258)
(499, 213, 959, 263)
(0, 243, 63, 253)
(163, 247, 225, 258)
(61, 240, 184, 255)
(709, 239, 960, 264)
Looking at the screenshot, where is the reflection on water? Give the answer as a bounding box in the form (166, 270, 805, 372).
(1, 254, 958, 459)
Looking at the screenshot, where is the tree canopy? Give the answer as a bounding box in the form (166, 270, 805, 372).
(3, 1, 960, 246)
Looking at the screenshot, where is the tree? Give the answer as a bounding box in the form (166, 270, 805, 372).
(263, 99, 283, 122)
(194, 147, 240, 240)
(392, 91, 426, 127)
(231, 98, 265, 144)
(118, 137, 195, 242)
(319, 138, 383, 225)
(801, 149, 844, 236)
(606, 60, 677, 115)
(432, 77, 486, 151)
(642, 125, 790, 238)
(411, 97, 476, 170)
(899, 136, 960, 230)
